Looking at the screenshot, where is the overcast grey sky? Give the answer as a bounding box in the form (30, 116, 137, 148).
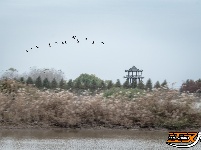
(1, 0, 201, 88)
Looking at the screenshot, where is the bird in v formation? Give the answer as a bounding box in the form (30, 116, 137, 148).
(26, 36, 104, 52)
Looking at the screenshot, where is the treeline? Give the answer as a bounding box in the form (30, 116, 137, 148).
(180, 79, 201, 93)
(17, 74, 168, 91)
(0, 67, 169, 92)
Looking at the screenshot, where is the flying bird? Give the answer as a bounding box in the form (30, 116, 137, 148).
(86, 38, 87, 40)
(31, 48, 32, 49)
(92, 41, 94, 44)
(55, 42, 58, 44)
(26, 50, 28, 52)
(72, 36, 75, 39)
(101, 42, 104, 44)
(49, 43, 51, 47)
(77, 39, 79, 43)
(36, 46, 39, 48)
(65, 41, 67, 44)
(62, 42, 64, 44)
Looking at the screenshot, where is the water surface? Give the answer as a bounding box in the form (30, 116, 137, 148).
(0, 129, 200, 150)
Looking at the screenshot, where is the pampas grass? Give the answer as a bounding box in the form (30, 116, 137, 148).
(0, 79, 201, 130)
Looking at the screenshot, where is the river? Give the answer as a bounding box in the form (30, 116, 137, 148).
(0, 129, 200, 150)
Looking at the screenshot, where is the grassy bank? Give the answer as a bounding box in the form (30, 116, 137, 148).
(0, 79, 201, 130)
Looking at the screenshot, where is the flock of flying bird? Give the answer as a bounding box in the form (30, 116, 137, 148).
(26, 36, 105, 52)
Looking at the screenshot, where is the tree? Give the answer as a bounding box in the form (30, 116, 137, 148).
(197, 79, 201, 82)
(154, 81, 161, 89)
(180, 79, 200, 93)
(90, 79, 97, 90)
(137, 81, 144, 89)
(100, 80, 106, 90)
(145, 78, 153, 91)
(59, 78, 66, 89)
(27, 67, 65, 84)
(35, 76, 42, 88)
(2, 67, 19, 79)
(73, 73, 102, 90)
(74, 78, 81, 89)
(123, 80, 130, 89)
(20, 77, 25, 84)
(161, 79, 167, 87)
(115, 79, 121, 88)
(51, 78, 58, 89)
(107, 80, 113, 89)
(130, 80, 137, 89)
(26, 76, 34, 84)
(67, 79, 73, 89)
(43, 78, 50, 88)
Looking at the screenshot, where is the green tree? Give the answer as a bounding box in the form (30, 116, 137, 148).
(59, 78, 66, 89)
(43, 78, 50, 88)
(145, 78, 153, 91)
(107, 80, 113, 89)
(100, 80, 106, 90)
(197, 79, 201, 82)
(123, 80, 130, 89)
(90, 79, 97, 90)
(51, 78, 58, 89)
(161, 79, 167, 87)
(35, 76, 42, 88)
(74, 78, 81, 89)
(20, 77, 25, 84)
(73, 73, 102, 90)
(154, 81, 161, 88)
(115, 79, 121, 88)
(67, 79, 73, 89)
(130, 80, 137, 89)
(137, 81, 144, 89)
(26, 76, 33, 84)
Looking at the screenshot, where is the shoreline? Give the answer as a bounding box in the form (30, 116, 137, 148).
(0, 124, 200, 132)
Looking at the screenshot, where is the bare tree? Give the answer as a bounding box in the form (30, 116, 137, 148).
(27, 67, 65, 83)
(1, 68, 19, 79)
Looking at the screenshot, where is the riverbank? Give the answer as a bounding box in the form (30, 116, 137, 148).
(1, 124, 201, 132)
(1, 79, 201, 130)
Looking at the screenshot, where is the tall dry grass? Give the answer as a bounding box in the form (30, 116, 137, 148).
(0, 79, 201, 129)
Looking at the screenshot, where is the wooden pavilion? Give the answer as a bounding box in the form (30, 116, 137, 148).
(124, 66, 144, 84)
